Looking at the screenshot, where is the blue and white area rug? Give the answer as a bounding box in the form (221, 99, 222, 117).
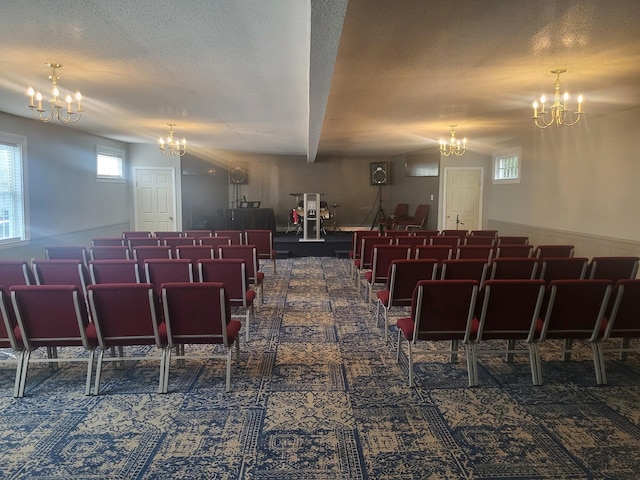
(1, 257, 640, 479)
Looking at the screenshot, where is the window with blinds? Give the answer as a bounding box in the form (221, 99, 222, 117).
(0, 137, 26, 243)
(493, 148, 521, 184)
(96, 146, 125, 182)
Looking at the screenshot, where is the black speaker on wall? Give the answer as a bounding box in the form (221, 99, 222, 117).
(229, 166, 248, 184)
(370, 162, 389, 185)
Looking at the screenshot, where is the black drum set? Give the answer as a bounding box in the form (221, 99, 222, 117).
(287, 193, 341, 234)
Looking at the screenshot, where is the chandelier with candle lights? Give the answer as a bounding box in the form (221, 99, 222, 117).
(27, 63, 83, 124)
(532, 69, 584, 128)
(159, 124, 187, 156)
(439, 125, 467, 156)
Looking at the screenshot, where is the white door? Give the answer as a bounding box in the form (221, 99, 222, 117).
(442, 168, 482, 231)
(134, 168, 176, 232)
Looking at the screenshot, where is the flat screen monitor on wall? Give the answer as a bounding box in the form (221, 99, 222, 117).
(404, 152, 440, 177)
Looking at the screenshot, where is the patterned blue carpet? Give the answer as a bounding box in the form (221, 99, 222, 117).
(1, 257, 640, 479)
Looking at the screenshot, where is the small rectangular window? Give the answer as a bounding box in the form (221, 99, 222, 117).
(493, 148, 521, 184)
(97, 146, 125, 182)
(0, 134, 28, 244)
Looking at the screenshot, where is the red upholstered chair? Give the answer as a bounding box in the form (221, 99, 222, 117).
(494, 244, 534, 259)
(175, 245, 216, 263)
(89, 260, 141, 284)
(396, 235, 430, 257)
(122, 231, 151, 240)
(164, 236, 196, 257)
(199, 258, 255, 342)
(411, 230, 439, 239)
(540, 280, 613, 385)
(349, 230, 381, 280)
(440, 259, 488, 286)
(219, 245, 264, 303)
(473, 279, 546, 385)
(605, 279, 640, 362)
(534, 244, 575, 259)
(132, 245, 172, 267)
(45, 245, 89, 268)
(383, 230, 412, 239)
(440, 229, 468, 238)
(464, 236, 496, 246)
(538, 257, 589, 284)
(87, 283, 166, 395)
(153, 231, 183, 241)
(32, 259, 90, 300)
(469, 230, 498, 238)
(490, 258, 539, 280)
(91, 237, 125, 247)
(245, 230, 277, 274)
(143, 259, 194, 304)
(90, 246, 131, 261)
(215, 230, 243, 245)
(363, 245, 411, 303)
(430, 235, 461, 249)
(588, 256, 639, 283)
(200, 236, 232, 252)
(375, 259, 438, 341)
(0, 260, 34, 287)
(161, 282, 241, 393)
(380, 202, 409, 230)
(184, 229, 213, 239)
(0, 286, 26, 397)
(456, 245, 494, 262)
(497, 236, 529, 245)
(128, 237, 161, 249)
(10, 285, 97, 397)
(395, 204, 430, 231)
(353, 236, 394, 286)
(396, 280, 479, 387)
(414, 245, 453, 262)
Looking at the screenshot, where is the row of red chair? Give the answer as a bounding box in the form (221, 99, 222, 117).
(372, 256, 639, 339)
(1, 281, 241, 397)
(47, 229, 277, 274)
(395, 278, 640, 388)
(0, 252, 267, 396)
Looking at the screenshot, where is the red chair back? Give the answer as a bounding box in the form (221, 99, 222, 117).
(534, 244, 574, 259)
(490, 258, 539, 280)
(215, 230, 243, 245)
(477, 280, 545, 341)
(89, 260, 140, 284)
(412, 280, 478, 342)
(0, 260, 33, 287)
(607, 279, 640, 340)
(456, 245, 493, 261)
(90, 246, 131, 260)
(440, 259, 488, 285)
(538, 257, 588, 283)
(541, 280, 612, 341)
(175, 245, 216, 262)
(32, 259, 89, 297)
(414, 245, 452, 262)
(495, 244, 534, 258)
(588, 256, 639, 283)
(385, 259, 438, 307)
(144, 259, 193, 300)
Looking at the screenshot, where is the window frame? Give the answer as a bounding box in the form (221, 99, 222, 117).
(0, 132, 30, 247)
(96, 145, 126, 182)
(493, 147, 521, 184)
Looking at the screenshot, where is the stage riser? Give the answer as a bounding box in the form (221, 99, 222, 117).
(274, 233, 352, 257)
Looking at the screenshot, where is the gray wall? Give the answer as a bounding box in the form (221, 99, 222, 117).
(0, 112, 129, 260)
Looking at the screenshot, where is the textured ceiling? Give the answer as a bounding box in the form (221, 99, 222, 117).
(0, 0, 638, 162)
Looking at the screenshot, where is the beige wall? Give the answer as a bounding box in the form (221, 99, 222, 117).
(485, 107, 640, 258)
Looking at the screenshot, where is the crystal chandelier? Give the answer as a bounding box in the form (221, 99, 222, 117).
(439, 125, 466, 156)
(27, 63, 83, 124)
(532, 69, 584, 128)
(159, 124, 187, 156)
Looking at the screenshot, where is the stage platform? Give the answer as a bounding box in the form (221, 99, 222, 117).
(274, 231, 353, 257)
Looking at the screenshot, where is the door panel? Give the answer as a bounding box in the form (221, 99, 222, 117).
(135, 168, 176, 232)
(444, 168, 482, 231)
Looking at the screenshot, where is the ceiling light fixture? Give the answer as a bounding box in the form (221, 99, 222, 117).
(532, 68, 583, 128)
(159, 124, 187, 156)
(27, 63, 83, 124)
(439, 125, 466, 156)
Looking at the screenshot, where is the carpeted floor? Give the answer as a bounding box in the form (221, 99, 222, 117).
(1, 257, 640, 479)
